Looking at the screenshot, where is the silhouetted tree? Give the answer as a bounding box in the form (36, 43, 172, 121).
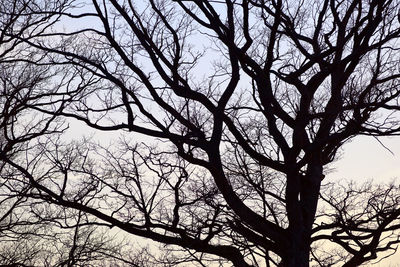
(312, 181, 400, 266)
(0, 1, 140, 266)
(0, 212, 135, 267)
(2, 0, 400, 266)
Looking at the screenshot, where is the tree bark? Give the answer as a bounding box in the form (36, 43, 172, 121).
(282, 161, 323, 266)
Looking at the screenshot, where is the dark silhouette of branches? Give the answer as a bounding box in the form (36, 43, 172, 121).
(312, 181, 400, 266)
(1, 0, 400, 266)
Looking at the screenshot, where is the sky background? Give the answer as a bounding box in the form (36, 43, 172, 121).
(329, 136, 400, 182)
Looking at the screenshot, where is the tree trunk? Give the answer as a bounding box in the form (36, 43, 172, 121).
(280, 230, 310, 267)
(282, 161, 323, 267)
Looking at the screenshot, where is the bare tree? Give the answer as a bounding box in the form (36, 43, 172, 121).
(311, 181, 400, 266)
(0, 213, 136, 267)
(2, 0, 400, 266)
(0, 1, 141, 266)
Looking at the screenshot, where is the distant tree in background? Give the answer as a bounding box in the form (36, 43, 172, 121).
(0, 1, 137, 266)
(2, 0, 400, 266)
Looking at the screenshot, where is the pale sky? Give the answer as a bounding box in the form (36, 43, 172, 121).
(329, 136, 400, 183)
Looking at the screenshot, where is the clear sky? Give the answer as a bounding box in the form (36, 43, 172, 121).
(329, 135, 400, 182)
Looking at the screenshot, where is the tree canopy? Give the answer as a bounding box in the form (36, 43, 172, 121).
(1, 0, 400, 266)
